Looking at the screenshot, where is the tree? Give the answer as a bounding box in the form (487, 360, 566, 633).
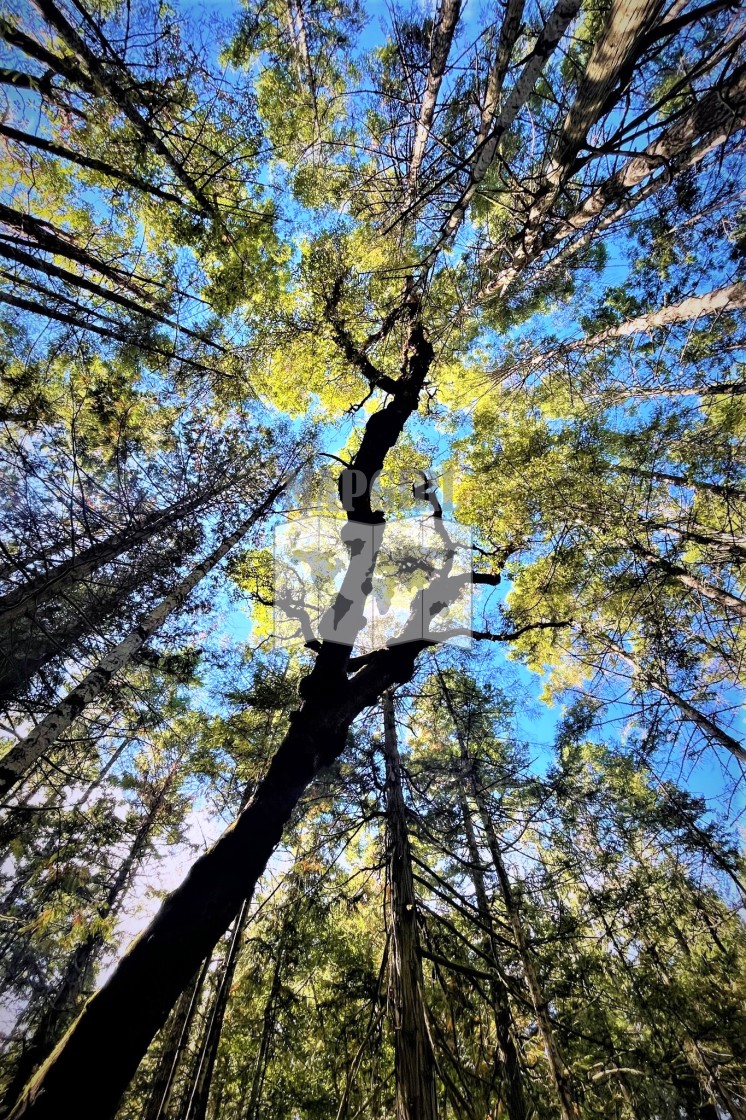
(0, 0, 744, 1116)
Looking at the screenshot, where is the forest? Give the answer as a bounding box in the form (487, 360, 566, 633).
(0, 0, 744, 1116)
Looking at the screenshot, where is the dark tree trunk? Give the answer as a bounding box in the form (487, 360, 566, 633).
(141, 957, 212, 1120)
(381, 690, 439, 1120)
(0, 487, 218, 629)
(0, 123, 186, 206)
(183, 899, 250, 1120)
(435, 670, 528, 1120)
(472, 785, 580, 1120)
(243, 926, 288, 1120)
(5, 315, 434, 1120)
(612, 464, 745, 501)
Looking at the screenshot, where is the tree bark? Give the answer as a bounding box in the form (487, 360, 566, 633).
(552, 0, 665, 174)
(643, 520, 746, 562)
(500, 281, 746, 384)
(140, 962, 208, 1120)
(0, 547, 175, 710)
(577, 281, 746, 348)
(243, 896, 294, 1120)
(0, 202, 147, 294)
(30, 0, 219, 219)
(611, 464, 746, 502)
(0, 237, 223, 349)
(512, 0, 666, 257)
(0, 123, 186, 206)
(439, 0, 582, 243)
(408, 0, 462, 191)
(599, 634, 746, 763)
(141, 957, 212, 1120)
(0, 288, 215, 375)
(0, 485, 226, 630)
(477, 0, 526, 147)
(381, 690, 439, 1120)
(635, 544, 746, 620)
(0, 15, 94, 91)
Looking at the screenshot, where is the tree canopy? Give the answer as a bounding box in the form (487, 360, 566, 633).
(0, 0, 744, 1117)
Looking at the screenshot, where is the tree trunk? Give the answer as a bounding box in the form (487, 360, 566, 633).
(483, 63, 746, 297)
(477, 0, 525, 146)
(0, 288, 215, 375)
(644, 520, 746, 561)
(0, 201, 146, 293)
(0, 485, 224, 630)
(4, 316, 434, 1120)
(0, 552, 168, 710)
(494, 281, 746, 388)
(440, 0, 581, 243)
(284, 0, 322, 153)
(0, 15, 94, 91)
(30, 0, 219, 219)
(141, 957, 212, 1120)
(0, 482, 286, 798)
(1, 767, 177, 1115)
(643, 940, 746, 1120)
(514, 0, 666, 264)
(611, 464, 745, 502)
(243, 903, 293, 1120)
(381, 690, 439, 1120)
(140, 962, 208, 1120)
(434, 669, 528, 1120)
(579, 281, 746, 348)
(472, 782, 580, 1120)
(0, 237, 223, 348)
(593, 632, 746, 764)
(407, 0, 462, 191)
(635, 545, 746, 620)
(0, 516, 201, 711)
(0, 123, 185, 206)
(553, 0, 665, 174)
(183, 899, 250, 1120)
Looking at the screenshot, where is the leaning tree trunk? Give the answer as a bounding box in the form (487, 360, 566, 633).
(0, 481, 287, 799)
(471, 772, 580, 1120)
(512, 0, 667, 266)
(639, 937, 745, 1120)
(23, 0, 219, 219)
(140, 957, 212, 1120)
(439, 0, 582, 242)
(435, 669, 528, 1120)
(183, 898, 251, 1120)
(381, 690, 439, 1120)
(610, 464, 746, 502)
(243, 926, 288, 1120)
(599, 633, 746, 764)
(0, 478, 232, 630)
(636, 545, 746, 621)
(407, 0, 462, 192)
(0, 764, 178, 1115)
(483, 65, 746, 297)
(5, 315, 434, 1120)
(0, 532, 191, 710)
(0, 122, 185, 206)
